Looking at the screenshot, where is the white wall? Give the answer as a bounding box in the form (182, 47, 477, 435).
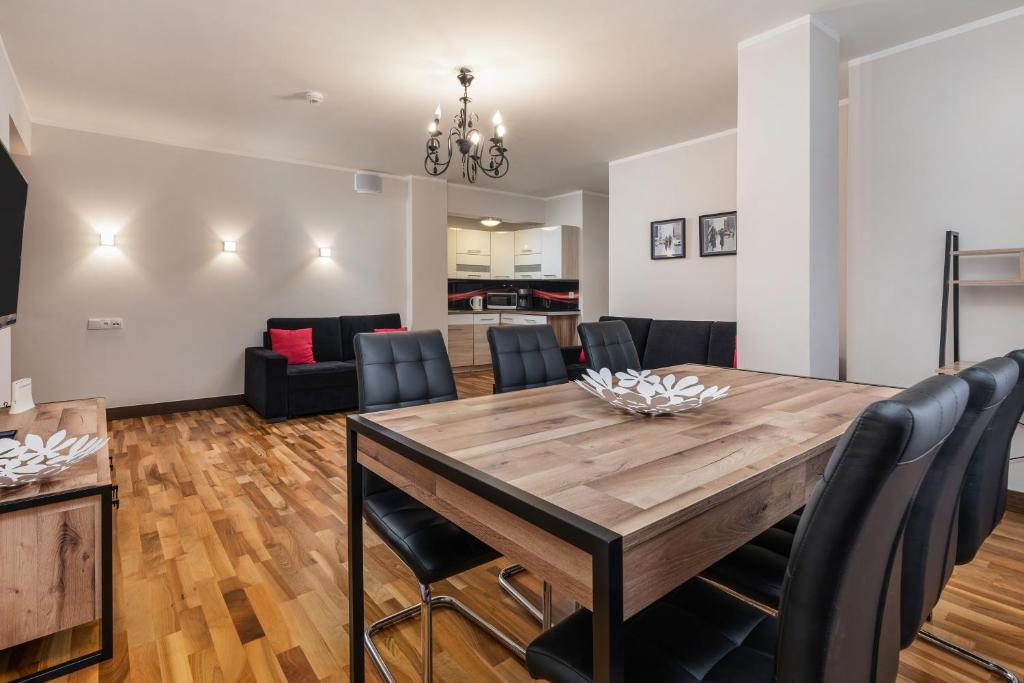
(14, 125, 409, 407)
(608, 131, 737, 321)
(544, 191, 609, 322)
(447, 184, 546, 224)
(0, 35, 31, 408)
(845, 12, 1024, 488)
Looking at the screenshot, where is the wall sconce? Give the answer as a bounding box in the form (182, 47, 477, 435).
(223, 240, 237, 253)
(318, 247, 332, 258)
(99, 233, 117, 247)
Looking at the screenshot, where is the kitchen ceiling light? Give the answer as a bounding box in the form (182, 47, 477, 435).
(424, 68, 509, 184)
(480, 218, 501, 227)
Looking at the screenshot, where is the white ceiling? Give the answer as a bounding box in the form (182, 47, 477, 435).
(2, 0, 1021, 196)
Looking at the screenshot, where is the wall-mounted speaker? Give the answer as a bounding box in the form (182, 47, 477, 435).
(354, 172, 383, 195)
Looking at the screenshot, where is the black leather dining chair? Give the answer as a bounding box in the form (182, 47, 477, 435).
(957, 349, 1024, 564)
(525, 374, 967, 683)
(488, 324, 568, 394)
(353, 330, 525, 683)
(577, 320, 641, 374)
(487, 324, 569, 626)
(700, 358, 1020, 682)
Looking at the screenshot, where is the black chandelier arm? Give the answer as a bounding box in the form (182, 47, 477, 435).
(424, 133, 454, 176)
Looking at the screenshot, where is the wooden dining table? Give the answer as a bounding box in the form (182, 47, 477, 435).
(346, 364, 899, 682)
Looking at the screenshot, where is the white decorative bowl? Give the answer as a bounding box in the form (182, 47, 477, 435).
(0, 430, 108, 488)
(574, 368, 730, 416)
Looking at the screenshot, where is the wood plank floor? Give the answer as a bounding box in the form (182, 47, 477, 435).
(1, 369, 1021, 682)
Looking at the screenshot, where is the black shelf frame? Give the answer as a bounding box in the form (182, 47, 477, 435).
(939, 230, 960, 369)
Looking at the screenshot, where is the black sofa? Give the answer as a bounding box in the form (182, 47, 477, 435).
(244, 313, 402, 421)
(564, 315, 736, 378)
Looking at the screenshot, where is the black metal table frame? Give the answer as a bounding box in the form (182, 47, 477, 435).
(347, 415, 626, 683)
(0, 484, 114, 683)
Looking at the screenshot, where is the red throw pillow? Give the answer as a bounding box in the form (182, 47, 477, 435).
(374, 327, 408, 333)
(269, 328, 315, 365)
(579, 349, 586, 363)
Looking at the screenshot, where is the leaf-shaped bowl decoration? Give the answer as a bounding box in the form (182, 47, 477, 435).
(574, 368, 730, 416)
(0, 431, 109, 488)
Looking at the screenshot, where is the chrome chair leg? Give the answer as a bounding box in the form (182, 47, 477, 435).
(365, 584, 527, 683)
(542, 582, 553, 631)
(498, 563, 543, 623)
(421, 584, 432, 683)
(918, 629, 1019, 683)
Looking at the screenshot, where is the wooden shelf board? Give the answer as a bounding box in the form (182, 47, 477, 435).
(952, 248, 1024, 256)
(937, 361, 976, 375)
(951, 279, 1024, 286)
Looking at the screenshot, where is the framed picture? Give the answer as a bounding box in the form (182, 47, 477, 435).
(650, 218, 685, 259)
(699, 211, 737, 257)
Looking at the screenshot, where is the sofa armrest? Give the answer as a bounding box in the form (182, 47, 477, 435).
(244, 347, 288, 421)
(560, 345, 583, 368)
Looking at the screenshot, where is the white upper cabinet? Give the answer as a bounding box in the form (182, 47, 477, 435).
(447, 228, 458, 278)
(514, 227, 544, 255)
(456, 228, 491, 256)
(490, 231, 514, 279)
(447, 225, 579, 280)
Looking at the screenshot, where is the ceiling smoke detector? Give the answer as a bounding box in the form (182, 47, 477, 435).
(305, 91, 325, 105)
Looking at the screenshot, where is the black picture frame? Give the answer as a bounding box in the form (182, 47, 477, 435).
(699, 211, 737, 257)
(650, 218, 685, 259)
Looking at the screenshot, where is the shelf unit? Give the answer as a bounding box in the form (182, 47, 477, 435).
(938, 230, 1024, 368)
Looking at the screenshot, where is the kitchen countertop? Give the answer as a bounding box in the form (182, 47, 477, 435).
(448, 309, 580, 317)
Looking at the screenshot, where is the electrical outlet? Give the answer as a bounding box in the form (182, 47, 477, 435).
(87, 318, 125, 330)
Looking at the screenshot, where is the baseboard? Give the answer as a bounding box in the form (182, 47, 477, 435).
(1008, 489, 1024, 515)
(108, 394, 245, 420)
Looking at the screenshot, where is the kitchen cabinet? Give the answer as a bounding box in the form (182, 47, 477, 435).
(454, 253, 490, 279)
(514, 227, 544, 256)
(490, 231, 514, 279)
(540, 226, 580, 279)
(456, 228, 491, 256)
(473, 313, 500, 362)
(447, 314, 475, 367)
(500, 312, 580, 347)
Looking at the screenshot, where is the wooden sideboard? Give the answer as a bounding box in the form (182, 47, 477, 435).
(0, 398, 114, 681)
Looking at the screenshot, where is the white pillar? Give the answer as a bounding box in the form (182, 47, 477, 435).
(405, 176, 449, 340)
(736, 16, 840, 378)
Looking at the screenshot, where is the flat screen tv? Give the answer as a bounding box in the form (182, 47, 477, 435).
(0, 141, 27, 330)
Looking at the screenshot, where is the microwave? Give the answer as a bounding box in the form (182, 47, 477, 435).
(486, 291, 518, 309)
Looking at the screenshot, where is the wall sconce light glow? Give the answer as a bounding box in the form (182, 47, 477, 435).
(319, 247, 332, 258)
(99, 233, 117, 247)
(222, 240, 237, 253)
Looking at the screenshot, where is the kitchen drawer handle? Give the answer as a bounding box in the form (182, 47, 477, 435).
(543, 275, 556, 278)
(467, 249, 481, 254)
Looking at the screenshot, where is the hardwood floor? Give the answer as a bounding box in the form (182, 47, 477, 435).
(1, 369, 1021, 682)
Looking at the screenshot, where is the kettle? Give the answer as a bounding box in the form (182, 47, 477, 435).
(469, 296, 484, 311)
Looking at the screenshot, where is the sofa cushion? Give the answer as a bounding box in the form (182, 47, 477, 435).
(643, 320, 713, 369)
(340, 313, 403, 361)
(267, 317, 343, 361)
(269, 327, 315, 365)
(286, 361, 357, 391)
(708, 321, 738, 368)
(599, 316, 654, 361)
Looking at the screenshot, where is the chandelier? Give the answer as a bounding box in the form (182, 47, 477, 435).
(424, 68, 509, 183)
